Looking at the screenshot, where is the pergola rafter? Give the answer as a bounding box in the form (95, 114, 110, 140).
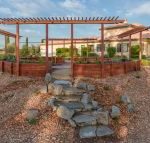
(0, 28, 17, 38)
(0, 16, 124, 24)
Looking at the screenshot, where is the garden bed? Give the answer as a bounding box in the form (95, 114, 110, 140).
(0, 61, 50, 77)
(73, 60, 140, 78)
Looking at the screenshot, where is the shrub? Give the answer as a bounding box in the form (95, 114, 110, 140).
(131, 45, 140, 59)
(107, 47, 116, 58)
(81, 47, 91, 57)
(20, 44, 30, 57)
(104, 54, 109, 58)
(6, 43, 15, 54)
(142, 55, 146, 59)
(88, 52, 99, 57)
(6, 55, 16, 62)
(0, 54, 6, 61)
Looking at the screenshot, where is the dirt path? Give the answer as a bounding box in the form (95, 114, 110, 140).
(0, 68, 150, 143)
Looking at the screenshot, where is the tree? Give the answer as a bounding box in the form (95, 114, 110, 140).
(5, 36, 10, 47)
(107, 47, 116, 58)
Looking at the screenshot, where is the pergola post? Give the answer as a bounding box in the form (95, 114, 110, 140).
(121, 38, 123, 58)
(4, 35, 7, 54)
(139, 32, 142, 60)
(46, 24, 49, 73)
(51, 39, 53, 63)
(16, 24, 20, 76)
(129, 34, 131, 59)
(101, 24, 104, 62)
(71, 24, 74, 77)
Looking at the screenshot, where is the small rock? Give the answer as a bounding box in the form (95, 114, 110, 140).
(56, 105, 74, 120)
(79, 126, 97, 138)
(72, 114, 97, 126)
(39, 86, 47, 94)
(68, 119, 76, 127)
(87, 84, 95, 91)
(84, 104, 94, 111)
(96, 126, 114, 137)
(127, 103, 135, 113)
(54, 80, 72, 88)
(53, 84, 63, 96)
(120, 95, 131, 104)
(44, 73, 52, 85)
(97, 111, 109, 125)
(81, 93, 91, 104)
(111, 106, 121, 118)
(48, 83, 54, 93)
(92, 100, 99, 109)
(117, 126, 128, 139)
(75, 82, 87, 90)
(47, 97, 57, 111)
(26, 109, 39, 120)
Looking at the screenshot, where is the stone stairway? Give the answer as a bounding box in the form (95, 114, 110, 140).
(47, 80, 116, 138)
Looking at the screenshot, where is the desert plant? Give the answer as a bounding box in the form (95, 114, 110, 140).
(107, 47, 116, 58)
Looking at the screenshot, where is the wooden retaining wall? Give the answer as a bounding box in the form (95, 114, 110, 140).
(73, 61, 140, 78)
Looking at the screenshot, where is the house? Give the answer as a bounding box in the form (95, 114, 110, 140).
(40, 21, 150, 58)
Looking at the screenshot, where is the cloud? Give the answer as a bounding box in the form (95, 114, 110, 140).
(126, 1, 150, 16)
(60, 0, 85, 11)
(0, 7, 12, 16)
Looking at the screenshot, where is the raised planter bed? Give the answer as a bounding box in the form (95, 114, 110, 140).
(73, 60, 140, 78)
(0, 61, 4, 72)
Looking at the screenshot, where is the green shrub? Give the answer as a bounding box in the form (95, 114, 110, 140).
(20, 45, 30, 57)
(88, 52, 99, 57)
(6, 55, 16, 62)
(131, 45, 140, 59)
(107, 47, 116, 58)
(81, 47, 91, 57)
(6, 43, 15, 54)
(142, 55, 147, 59)
(0, 54, 6, 61)
(104, 54, 109, 58)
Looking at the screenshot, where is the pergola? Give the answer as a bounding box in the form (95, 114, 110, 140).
(118, 26, 150, 59)
(0, 16, 125, 76)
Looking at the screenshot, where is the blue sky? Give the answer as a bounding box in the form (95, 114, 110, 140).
(0, 0, 150, 47)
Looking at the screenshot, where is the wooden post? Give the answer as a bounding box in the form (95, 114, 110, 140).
(139, 32, 142, 60)
(86, 40, 88, 57)
(46, 24, 49, 73)
(4, 36, 7, 54)
(16, 24, 20, 76)
(121, 38, 123, 58)
(101, 24, 104, 63)
(129, 34, 131, 59)
(51, 40, 53, 63)
(71, 24, 74, 77)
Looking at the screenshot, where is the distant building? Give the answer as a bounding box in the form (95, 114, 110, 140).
(40, 21, 150, 58)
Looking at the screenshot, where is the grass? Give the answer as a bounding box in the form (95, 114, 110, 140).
(141, 59, 150, 66)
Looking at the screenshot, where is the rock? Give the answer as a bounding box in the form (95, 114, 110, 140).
(56, 106, 74, 120)
(92, 100, 99, 109)
(72, 114, 97, 126)
(63, 87, 84, 96)
(75, 82, 87, 90)
(44, 73, 52, 85)
(96, 126, 114, 137)
(68, 119, 76, 127)
(120, 95, 131, 104)
(84, 104, 94, 111)
(55, 95, 81, 102)
(97, 111, 109, 125)
(47, 97, 57, 111)
(87, 84, 95, 91)
(39, 86, 47, 94)
(26, 109, 39, 120)
(79, 126, 97, 138)
(54, 80, 72, 88)
(53, 84, 63, 96)
(111, 106, 121, 119)
(81, 93, 91, 104)
(62, 101, 84, 111)
(48, 83, 54, 93)
(127, 103, 135, 113)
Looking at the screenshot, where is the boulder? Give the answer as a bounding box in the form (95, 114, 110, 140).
(47, 97, 57, 111)
(120, 95, 131, 105)
(83, 104, 94, 111)
(96, 126, 114, 137)
(81, 93, 91, 105)
(26, 109, 39, 120)
(87, 84, 95, 91)
(55, 95, 81, 102)
(63, 87, 84, 96)
(97, 111, 109, 125)
(72, 114, 97, 126)
(54, 80, 72, 88)
(75, 82, 87, 90)
(52, 84, 63, 96)
(48, 83, 54, 93)
(39, 86, 47, 94)
(68, 119, 76, 127)
(79, 126, 97, 138)
(111, 106, 121, 119)
(56, 105, 74, 120)
(92, 100, 99, 109)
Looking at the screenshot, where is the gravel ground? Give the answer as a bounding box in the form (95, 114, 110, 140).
(0, 68, 150, 143)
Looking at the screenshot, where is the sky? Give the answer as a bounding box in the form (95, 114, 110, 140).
(0, 0, 150, 47)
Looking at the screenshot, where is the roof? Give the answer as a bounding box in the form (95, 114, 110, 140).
(0, 16, 125, 25)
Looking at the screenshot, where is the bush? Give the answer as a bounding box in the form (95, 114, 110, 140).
(142, 55, 147, 59)
(20, 45, 30, 57)
(6, 43, 15, 54)
(104, 54, 109, 58)
(107, 47, 116, 58)
(88, 52, 99, 57)
(0, 54, 6, 61)
(6, 55, 16, 62)
(81, 47, 91, 57)
(131, 45, 140, 59)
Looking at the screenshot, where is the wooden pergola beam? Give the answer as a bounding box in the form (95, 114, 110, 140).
(0, 17, 125, 25)
(0, 29, 17, 38)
